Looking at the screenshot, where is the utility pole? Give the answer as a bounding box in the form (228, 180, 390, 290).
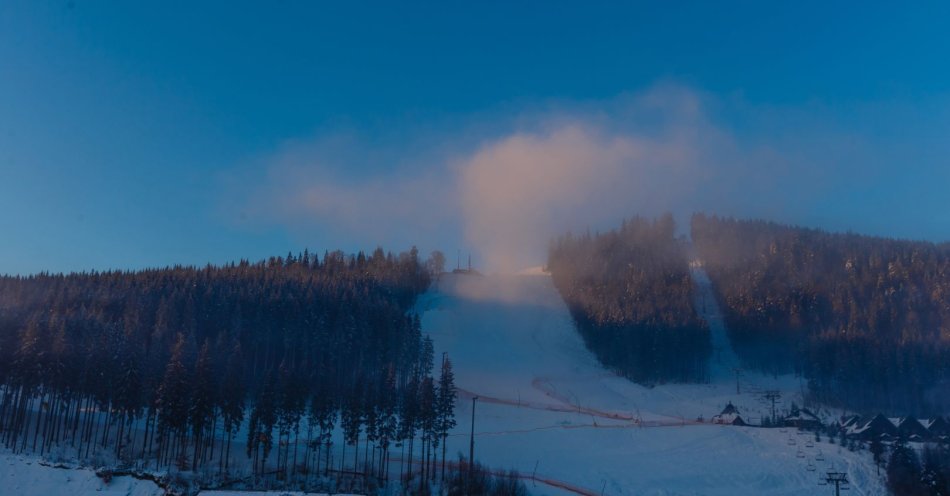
(469, 396, 478, 495)
(820, 471, 849, 495)
(763, 390, 781, 426)
(732, 368, 742, 394)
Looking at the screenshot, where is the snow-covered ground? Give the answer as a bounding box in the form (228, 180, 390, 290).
(421, 270, 888, 496)
(0, 451, 163, 496)
(196, 492, 359, 496)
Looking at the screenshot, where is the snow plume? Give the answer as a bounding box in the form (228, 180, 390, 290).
(456, 87, 729, 272)
(231, 83, 938, 272)
(228, 133, 460, 251)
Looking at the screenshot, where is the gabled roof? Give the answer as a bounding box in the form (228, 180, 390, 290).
(847, 414, 950, 439)
(896, 417, 929, 436)
(841, 415, 862, 429)
(712, 412, 746, 426)
(720, 402, 739, 415)
(785, 408, 821, 423)
(851, 413, 898, 438)
(711, 403, 745, 426)
(922, 417, 949, 433)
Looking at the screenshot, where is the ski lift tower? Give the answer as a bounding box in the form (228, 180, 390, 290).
(763, 390, 781, 425)
(819, 471, 850, 496)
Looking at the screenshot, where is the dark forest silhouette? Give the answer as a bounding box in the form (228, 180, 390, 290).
(548, 214, 711, 384)
(0, 248, 458, 491)
(692, 214, 950, 414)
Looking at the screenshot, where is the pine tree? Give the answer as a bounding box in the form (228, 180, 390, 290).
(113, 340, 142, 460)
(219, 342, 244, 473)
(341, 389, 362, 471)
(156, 334, 191, 464)
(887, 438, 925, 495)
(248, 371, 278, 475)
(399, 373, 419, 479)
(437, 355, 457, 480)
(919, 444, 950, 495)
(869, 436, 885, 476)
(189, 342, 215, 470)
(377, 367, 398, 479)
(418, 375, 436, 485)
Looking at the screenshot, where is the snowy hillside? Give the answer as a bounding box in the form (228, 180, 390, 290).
(0, 268, 890, 496)
(420, 270, 888, 496)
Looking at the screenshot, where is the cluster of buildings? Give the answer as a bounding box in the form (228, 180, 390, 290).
(710, 402, 822, 428)
(709, 402, 950, 444)
(841, 414, 950, 443)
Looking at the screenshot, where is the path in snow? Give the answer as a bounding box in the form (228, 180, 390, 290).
(690, 261, 742, 383)
(419, 271, 887, 496)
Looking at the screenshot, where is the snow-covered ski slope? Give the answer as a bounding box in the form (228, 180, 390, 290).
(420, 270, 887, 496)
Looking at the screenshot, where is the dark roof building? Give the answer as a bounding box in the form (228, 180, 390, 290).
(784, 407, 822, 429)
(895, 417, 929, 440)
(848, 413, 898, 441)
(844, 414, 950, 441)
(712, 402, 746, 426)
(923, 417, 950, 440)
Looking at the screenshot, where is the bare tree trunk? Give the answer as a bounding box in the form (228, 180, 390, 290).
(441, 434, 447, 481)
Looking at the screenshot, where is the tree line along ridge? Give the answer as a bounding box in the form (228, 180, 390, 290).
(0, 248, 460, 491)
(549, 213, 950, 415)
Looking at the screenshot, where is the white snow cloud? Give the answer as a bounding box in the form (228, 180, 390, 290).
(228, 83, 950, 272)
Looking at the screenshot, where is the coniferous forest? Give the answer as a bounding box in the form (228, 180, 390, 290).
(692, 214, 950, 413)
(0, 248, 461, 491)
(547, 214, 711, 384)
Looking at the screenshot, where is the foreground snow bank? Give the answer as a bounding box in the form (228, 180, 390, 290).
(198, 492, 360, 496)
(0, 451, 162, 496)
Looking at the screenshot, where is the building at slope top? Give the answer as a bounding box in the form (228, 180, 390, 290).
(712, 402, 746, 426)
(783, 406, 822, 430)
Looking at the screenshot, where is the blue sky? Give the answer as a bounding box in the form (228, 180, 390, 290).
(2, 1, 950, 274)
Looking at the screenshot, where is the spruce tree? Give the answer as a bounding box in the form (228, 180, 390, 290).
(156, 334, 191, 463)
(220, 342, 244, 473)
(437, 356, 457, 480)
(887, 438, 925, 495)
(189, 342, 215, 470)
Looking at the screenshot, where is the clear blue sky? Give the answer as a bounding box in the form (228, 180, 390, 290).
(2, 1, 950, 275)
